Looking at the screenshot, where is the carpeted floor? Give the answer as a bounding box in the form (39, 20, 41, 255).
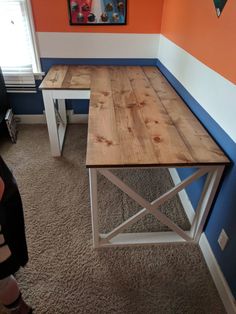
(0, 125, 225, 314)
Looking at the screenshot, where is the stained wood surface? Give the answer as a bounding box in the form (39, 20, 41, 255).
(86, 67, 121, 166)
(39, 65, 91, 90)
(40, 65, 229, 167)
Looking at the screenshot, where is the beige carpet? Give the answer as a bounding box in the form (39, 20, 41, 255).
(0, 125, 225, 314)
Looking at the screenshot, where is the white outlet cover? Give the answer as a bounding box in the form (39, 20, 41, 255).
(218, 229, 229, 251)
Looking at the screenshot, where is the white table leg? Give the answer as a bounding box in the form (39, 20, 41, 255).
(58, 99, 67, 125)
(191, 165, 225, 242)
(57, 99, 67, 152)
(89, 169, 100, 248)
(43, 91, 67, 157)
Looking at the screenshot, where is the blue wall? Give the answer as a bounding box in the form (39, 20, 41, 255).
(9, 80, 44, 115)
(40, 58, 157, 73)
(9, 80, 89, 115)
(157, 60, 236, 299)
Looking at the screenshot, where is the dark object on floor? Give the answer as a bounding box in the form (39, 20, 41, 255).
(0, 156, 28, 279)
(0, 67, 17, 143)
(0, 68, 9, 126)
(5, 109, 17, 143)
(0, 68, 10, 133)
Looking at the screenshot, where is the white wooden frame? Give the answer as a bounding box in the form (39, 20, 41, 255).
(42, 89, 90, 156)
(25, 0, 42, 75)
(89, 165, 225, 248)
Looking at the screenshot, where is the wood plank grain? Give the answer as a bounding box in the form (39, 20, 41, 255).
(126, 66, 195, 165)
(86, 67, 121, 167)
(143, 67, 230, 164)
(109, 66, 158, 165)
(40, 64, 229, 166)
(39, 65, 68, 89)
(61, 65, 91, 90)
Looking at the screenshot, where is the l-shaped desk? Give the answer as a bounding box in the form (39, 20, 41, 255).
(40, 65, 229, 248)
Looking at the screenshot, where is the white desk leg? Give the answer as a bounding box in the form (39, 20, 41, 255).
(58, 99, 67, 125)
(192, 165, 225, 242)
(89, 169, 100, 248)
(42, 90, 61, 157)
(57, 99, 67, 152)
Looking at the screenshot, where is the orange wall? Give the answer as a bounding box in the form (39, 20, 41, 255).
(31, 0, 164, 34)
(161, 0, 236, 84)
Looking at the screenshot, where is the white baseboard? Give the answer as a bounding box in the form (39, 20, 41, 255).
(15, 114, 46, 124)
(168, 168, 195, 223)
(168, 168, 236, 313)
(67, 111, 88, 124)
(15, 111, 88, 124)
(200, 234, 236, 314)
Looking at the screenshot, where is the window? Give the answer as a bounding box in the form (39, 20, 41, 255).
(0, 0, 41, 92)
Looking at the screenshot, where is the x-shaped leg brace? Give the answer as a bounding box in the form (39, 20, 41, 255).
(89, 165, 224, 248)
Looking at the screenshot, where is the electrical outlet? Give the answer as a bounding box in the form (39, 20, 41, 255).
(218, 229, 229, 251)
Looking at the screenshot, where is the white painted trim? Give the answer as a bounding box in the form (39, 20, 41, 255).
(52, 90, 90, 100)
(37, 32, 160, 59)
(15, 114, 46, 124)
(100, 232, 187, 247)
(168, 168, 195, 223)
(200, 234, 236, 314)
(67, 111, 88, 124)
(168, 169, 235, 309)
(25, 0, 42, 73)
(15, 111, 88, 124)
(158, 35, 236, 143)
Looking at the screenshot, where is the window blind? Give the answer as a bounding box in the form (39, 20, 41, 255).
(0, 0, 40, 93)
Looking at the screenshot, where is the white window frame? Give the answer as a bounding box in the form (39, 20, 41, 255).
(0, 0, 43, 92)
(24, 0, 42, 75)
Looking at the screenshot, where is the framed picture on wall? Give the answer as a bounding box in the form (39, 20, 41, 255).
(213, 0, 228, 17)
(68, 0, 127, 25)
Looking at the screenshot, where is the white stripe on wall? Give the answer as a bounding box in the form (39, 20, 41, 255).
(37, 32, 160, 59)
(158, 35, 236, 143)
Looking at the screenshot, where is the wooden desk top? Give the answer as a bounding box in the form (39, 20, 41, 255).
(40, 65, 230, 168)
(39, 65, 91, 90)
